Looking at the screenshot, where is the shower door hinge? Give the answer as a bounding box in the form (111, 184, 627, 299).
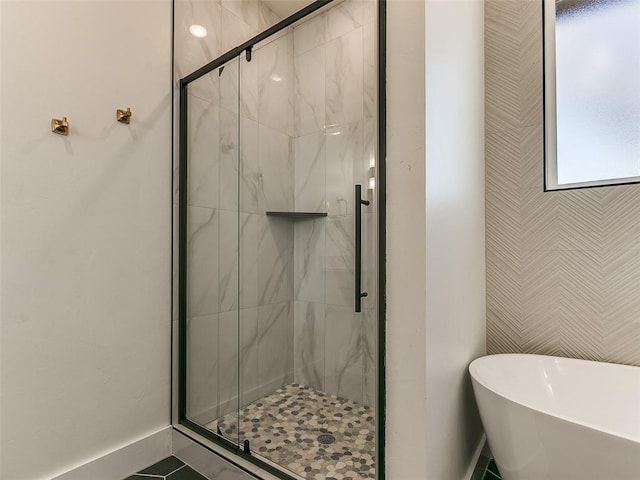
(245, 46, 253, 62)
(243, 439, 251, 454)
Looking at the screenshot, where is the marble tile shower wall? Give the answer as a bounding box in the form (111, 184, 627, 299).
(291, 0, 377, 407)
(176, 0, 295, 424)
(175, 0, 378, 425)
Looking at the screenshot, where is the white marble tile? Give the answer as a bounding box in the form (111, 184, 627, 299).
(240, 213, 259, 309)
(187, 313, 219, 424)
(221, 7, 259, 53)
(294, 45, 326, 136)
(240, 307, 260, 407)
(188, 70, 221, 110)
(361, 307, 376, 407)
(293, 301, 326, 391)
(294, 218, 326, 304)
(174, 0, 222, 80)
(293, 12, 326, 56)
(258, 40, 294, 135)
(258, 124, 293, 212)
(363, 20, 376, 119)
(294, 131, 326, 212)
(325, 215, 354, 307)
(218, 209, 239, 312)
(362, 116, 377, 211)
(325, 0, 363, 41)
(221, 0, 260, 32)
(188, 96, 219, 209)
(218, 107, 239, 211)
(363, 0, 376, 26)
(257, 216, 294, 305)
(257, 302, 294, 397)
(240, 52, 259, 121)
(324, 304, 363, 403)
(326, 121, 362, 215)
(258, 2, 282, 32)
(219, 59, 240, 114)
(240, 118, 260, 213)
(188, 206, 219, 317)
(326, 27, 364, 127)
(217, 310, 240, 421)
(361, 211, 376, 307)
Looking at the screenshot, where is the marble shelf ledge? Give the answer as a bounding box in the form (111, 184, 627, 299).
(265, 211, 328, 219)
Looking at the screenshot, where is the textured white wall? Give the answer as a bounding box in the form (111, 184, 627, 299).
(0, 1, 172, 479)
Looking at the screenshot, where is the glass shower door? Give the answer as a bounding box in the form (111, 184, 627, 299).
(183, 55, 241, 447)
(233, 4, 379, 477)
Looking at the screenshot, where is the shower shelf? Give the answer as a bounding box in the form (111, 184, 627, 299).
(266, 211, 328, 219)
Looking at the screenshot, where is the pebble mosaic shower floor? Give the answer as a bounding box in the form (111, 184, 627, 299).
(208, 384, 376, 480)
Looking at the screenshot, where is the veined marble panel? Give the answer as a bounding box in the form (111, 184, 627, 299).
(187, 206, 219, 317)
(257, 302, 294, 397)
(240, 51, 259, 121)
(324, 304, 363, 403)
(219, 59, 240, 115)
(240, 307, 260, 407)
(240, 118, 260, 214)
(294, 218, 326, 304)
(174, 0, 222, 80)
(221, 7, 258, 54)
(363, 20, 376, 119)
(258, 124, 293, 213)
(218, 209, 239, 313)
(362, 307, 376, 407)
(293, 301, 326, 391)
(188, 95, 219, 209)
(258, 37, 294, 135)
(218, 107, 240, 212)
(257, 216, 294, 305)
(294, 45, 326, 136)
(217, 310, 240, 422)
(326, 121, 362, 216)
(326, 27, 364, 128)
(325, 215, 355, 308)
(325, 0, 363, 42)
(187, 313, 219, 424)
(293, 11, 326, 57)
(294, 131, 326, 213)
(361, 211, 376, 307)
(240, 213, 259, 309)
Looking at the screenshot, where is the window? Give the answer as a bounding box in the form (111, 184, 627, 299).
(544, 0, 640, 190)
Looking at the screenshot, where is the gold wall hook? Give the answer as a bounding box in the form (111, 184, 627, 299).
(116, 107, 132, 124)
(51, 117, 69, 136)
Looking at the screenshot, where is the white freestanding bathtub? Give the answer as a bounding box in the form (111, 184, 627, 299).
(470, 354, 640, 480)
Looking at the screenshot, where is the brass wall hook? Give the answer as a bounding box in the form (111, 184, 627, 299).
(51, 117, 69, 136)
(116, 107, 132, 124)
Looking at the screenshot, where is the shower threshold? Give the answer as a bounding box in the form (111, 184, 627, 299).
(208, 384, 375, 480)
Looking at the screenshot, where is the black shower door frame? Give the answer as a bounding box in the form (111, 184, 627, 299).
(176, 1, 387, 478)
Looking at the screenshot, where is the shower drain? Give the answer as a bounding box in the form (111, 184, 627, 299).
(317, 434, 336, 445)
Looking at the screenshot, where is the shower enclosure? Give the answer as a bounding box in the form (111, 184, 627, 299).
(175, 1, 384, 478)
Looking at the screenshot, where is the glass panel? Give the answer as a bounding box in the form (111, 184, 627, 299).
(236, 2, 379, 478)
(553, 0, 640, 187)
(185, 55, 240, 446)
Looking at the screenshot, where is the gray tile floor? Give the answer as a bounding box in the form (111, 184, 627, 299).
(124, 456, 208, 480)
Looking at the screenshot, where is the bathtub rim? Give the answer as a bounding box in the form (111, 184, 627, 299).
(469, 353, 640, 444)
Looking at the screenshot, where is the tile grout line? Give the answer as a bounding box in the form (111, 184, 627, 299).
(164, 464, 188, 478)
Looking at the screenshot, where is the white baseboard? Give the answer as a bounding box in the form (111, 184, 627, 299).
(51, 426, 172, 480)
(463, 434, 487, 480)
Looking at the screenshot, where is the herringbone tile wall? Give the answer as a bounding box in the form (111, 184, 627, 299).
(485, 0, 640, 365)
